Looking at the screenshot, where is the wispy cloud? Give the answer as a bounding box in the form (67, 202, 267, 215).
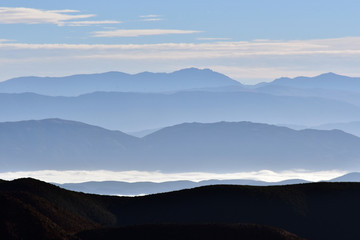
(138, 14, 163, 22)
(2, 37, 359, 57)
(0, 7, 94, 26)
(92, 29, 201, 37)
(141, 18, 163, 22)
(65, 20, 121, 27)
(139, 14, 161, 18)
(1, 37, 360, 83)
(197, 37, 232, 41)
(0, 169, 347, 184)
(0, 39, 13, 43)
(0, 7, 120, 27)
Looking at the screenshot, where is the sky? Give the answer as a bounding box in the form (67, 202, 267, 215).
(1, 0, 360, 83)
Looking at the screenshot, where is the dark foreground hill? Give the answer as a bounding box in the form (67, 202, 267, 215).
(2, 178, 360, 239)
(77, 224, 303, 240)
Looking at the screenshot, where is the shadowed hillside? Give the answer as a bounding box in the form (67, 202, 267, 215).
(2, 178, 360, 239)
(77, 224, 304, 240)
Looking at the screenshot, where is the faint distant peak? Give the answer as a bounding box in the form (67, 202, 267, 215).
(173, 67, 213, 73)
(314, 72, 348, 79)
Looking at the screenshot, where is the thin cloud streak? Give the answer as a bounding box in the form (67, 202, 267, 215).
(92, 29, 202, 37)
(1, 37, 360, 56)
(65, 20, 122, 27)
(0, 169, 347, 184)
(0, 7, 94, 26)
(0, 7, 120, 27)
(197, 37, 232, 41)
(141, 18, 163, 22)
(1, 37, 360, 83)
(0, 39, 12, 43)
(139, 14, 161, 18)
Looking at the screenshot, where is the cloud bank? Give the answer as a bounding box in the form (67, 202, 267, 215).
(92, 29, 201, 37)
(0, 7, 120, 27)
(1, 37, 360, 83)
(0, 169, 347, 184)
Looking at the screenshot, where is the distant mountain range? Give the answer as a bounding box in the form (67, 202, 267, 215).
(56, 178, 310, 196)
(1, 90, 360, 131)
(2, 119, 360, 172)
(0, 68, 241, 96)
(57, 172, 360, 196)
(4, 178, 360, 240)
(264, 72, 360, 92)
(312, 121, 360, 137)
(1, 69, 360, 131)
(330, 172, 360, 182)
(58, 179, 311, 196)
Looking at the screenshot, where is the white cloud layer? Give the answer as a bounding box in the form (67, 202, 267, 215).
(1, 37, 359, 55)
(0, 39, 12, 43)
(141, 18, 163, 22)
(0, 7, 94, 26)
(65, 20, 122, 26)
(197, 37, 232, 41)
(0, 169, 347, 184)
(1, 37, 360, 83)
(92, 29, 201, 37)
(0, 7, 120, 27)
(139, 14, 161, 18)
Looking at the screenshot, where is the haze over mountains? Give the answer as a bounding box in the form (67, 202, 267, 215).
(2, 119, 360, 172)
(1, 90, 360, 132)
(0, 68, 241, 96)
(266, 72, 360, 92)
(2, 68, 360, 239)
(58, 172, 360, 195)
(1, 69, 360, 134)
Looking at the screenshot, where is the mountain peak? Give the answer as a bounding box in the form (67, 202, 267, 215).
(315, 72, 345, 79)
(0, 68, 241, 96)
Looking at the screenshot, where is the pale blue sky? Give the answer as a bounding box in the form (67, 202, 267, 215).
(1, 0, 360, 83)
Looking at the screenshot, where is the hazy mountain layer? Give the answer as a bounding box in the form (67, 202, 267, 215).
(1, 90, 360, 132)
(263, 72, 360, 92)
(59, 179, 310, 196)
(313, 121, 360, 137)
(0, 68, 241, 96)
(59, 172, 360, 196)
(2, 119, 360, 172)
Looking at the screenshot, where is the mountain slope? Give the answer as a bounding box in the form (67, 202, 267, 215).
(77, 224, 304, 240)
(253, 84, 360, 107)
(313, 121, 360, 137)
(2, 119, 360, 172)
(140, 121, 360, 171)
(0, 119, 140, 170)
(3, 178, 360, 239)
(0, 68, 241, 96)
(330, 172, 360, 182)
(1, 90, 360, 131)
(266, 72, 360, 92)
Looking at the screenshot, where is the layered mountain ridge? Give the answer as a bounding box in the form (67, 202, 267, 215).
(2, 119, 360, 172)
